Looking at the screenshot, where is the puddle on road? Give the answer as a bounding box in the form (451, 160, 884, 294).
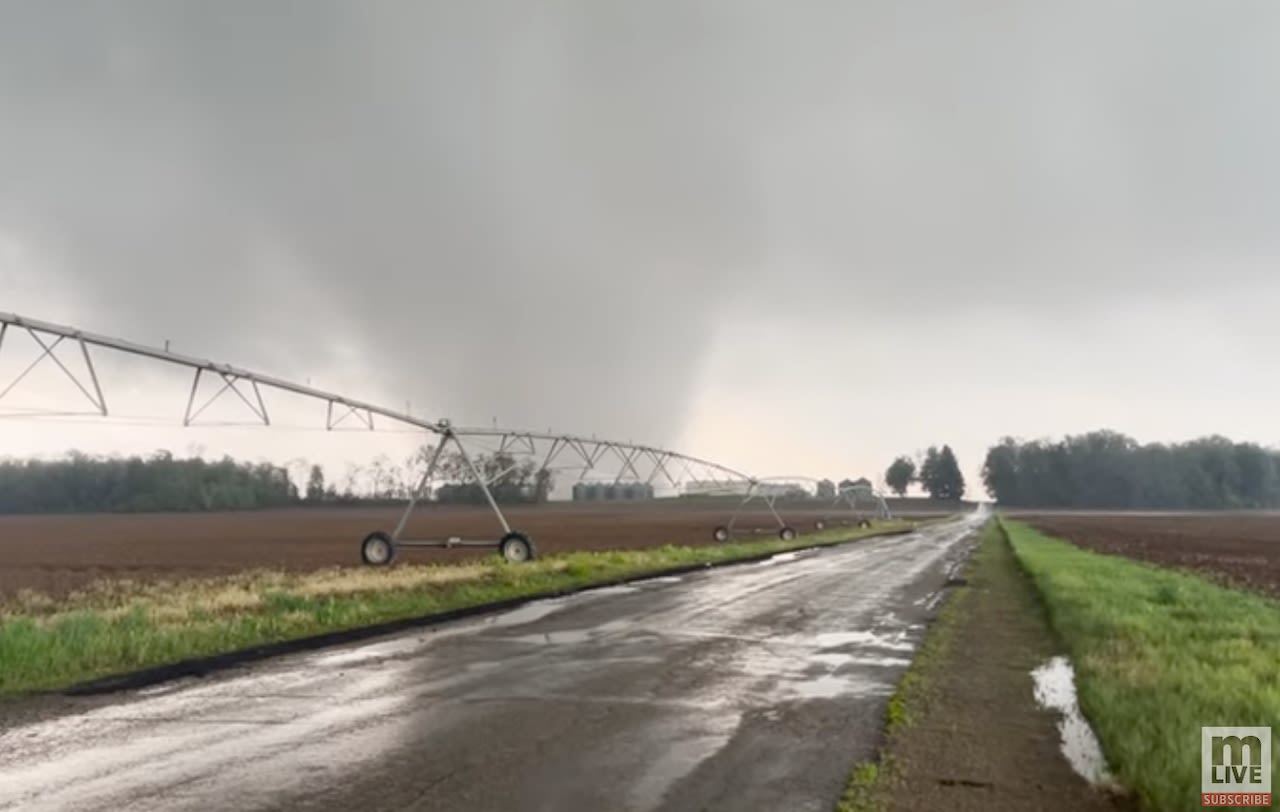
(808, 652, 856, 668)
(756, 552, 800, 566)
(511, 629, 594, 646)
(808, 652, 910, 669)
(810, 630, 914, 651)
(919, 591, 947, 612)
(792, 674, 857, 699)
(728, 623, 917, 702)
(489, 599, 570, 628)
(135, 682, 188, 698)
(489, 585, 639, 633)
(507, 617, 638, 647)
(1030, 656, 1116, 787)
(853, 655, 911, 668)
(312, 636, 427, 668)
(0, 665, 417, 811)
(778, 648, 910, 700)
(788, 673, 889, 700)
(586, 585, 641, 598)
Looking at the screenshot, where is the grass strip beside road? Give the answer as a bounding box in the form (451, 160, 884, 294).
(1004, 519, 1280, 812)
(0, 520, 916, 697)
(835, 519, 988, 812)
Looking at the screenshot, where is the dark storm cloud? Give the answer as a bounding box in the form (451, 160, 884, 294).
(0, 2, 774, 439)
(1, 2, 1277, 440)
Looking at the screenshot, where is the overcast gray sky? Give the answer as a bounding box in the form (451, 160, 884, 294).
(2, 1, 1279, 495)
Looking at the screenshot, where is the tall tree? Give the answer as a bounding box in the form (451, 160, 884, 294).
(918, 445, 965, 500)
(936, 445, 966, 499)
(305, 465, 326, 501)
(884, 456, 916, 497)
(534, 467, 555, 503)
(981, 439, 1021, 504)
(917, 447, 940, 498)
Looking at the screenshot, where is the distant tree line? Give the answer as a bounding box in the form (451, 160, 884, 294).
(982, 430, 1280, 509)
(26, 429, 1275, 513)
(0, 451, 298, 514)
(0, 444, 556, 515)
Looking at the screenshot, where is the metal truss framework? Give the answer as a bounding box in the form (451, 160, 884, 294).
(0, 312, 895, 562)
(710, 477, 894, 542)
(0, 312, 787, 562)
(818, 483, 894, 526)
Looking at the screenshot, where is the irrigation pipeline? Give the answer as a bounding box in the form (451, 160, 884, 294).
(0, 312, 896, 562)
(0, 311, 752, 485)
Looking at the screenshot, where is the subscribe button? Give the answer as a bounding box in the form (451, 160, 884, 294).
(1202, 792, 1272, 807)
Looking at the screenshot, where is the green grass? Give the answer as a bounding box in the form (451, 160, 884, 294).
(881, 548, 976, 735)
(0, 520, 917, 697)
(836, 760, 888, 812)
(1003, 519, 1280, 812)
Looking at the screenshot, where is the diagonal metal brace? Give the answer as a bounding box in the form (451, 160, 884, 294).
(184, 369, 270, 426)
(326, 399, 375, 430)
(610, 446, 644, 485)
(0, 328, 108, 415)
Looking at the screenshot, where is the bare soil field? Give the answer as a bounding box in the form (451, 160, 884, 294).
(0, 502, 922, 599)
(1024, 513, 1280, 597)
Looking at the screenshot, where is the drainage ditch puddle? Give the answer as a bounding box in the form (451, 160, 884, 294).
(1029, 655, 1119, 790)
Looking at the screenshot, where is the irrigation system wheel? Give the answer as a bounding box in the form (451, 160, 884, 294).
(712, 525, 731, 542)
(814, 520, 826, 531)
(779, 526, 797, 541)
(499, 531, 535, 563)
(361, 531, 396, 566)
(858, 518, 872, 529)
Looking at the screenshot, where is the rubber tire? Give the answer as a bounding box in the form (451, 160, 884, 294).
(712, 526, 731, 542)
(779, 526, 797, 541)
(814, 520, 826, 531)
(361, 531, 396, 566)
(499, 531, 536, 563)
(858, 519, 872, 529)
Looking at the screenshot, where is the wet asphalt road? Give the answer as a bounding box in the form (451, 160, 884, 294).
(0, 514, 983, 812)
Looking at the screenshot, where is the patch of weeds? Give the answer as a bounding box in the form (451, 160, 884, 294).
(836, 759, 884, 812)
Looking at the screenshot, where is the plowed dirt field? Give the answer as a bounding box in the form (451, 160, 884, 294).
(0, 502, 909, 598)
(1025, 513, 1280, 597)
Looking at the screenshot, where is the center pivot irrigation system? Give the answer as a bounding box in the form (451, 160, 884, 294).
(703, 476, 891, 542)
(0, 312, 892, 564)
